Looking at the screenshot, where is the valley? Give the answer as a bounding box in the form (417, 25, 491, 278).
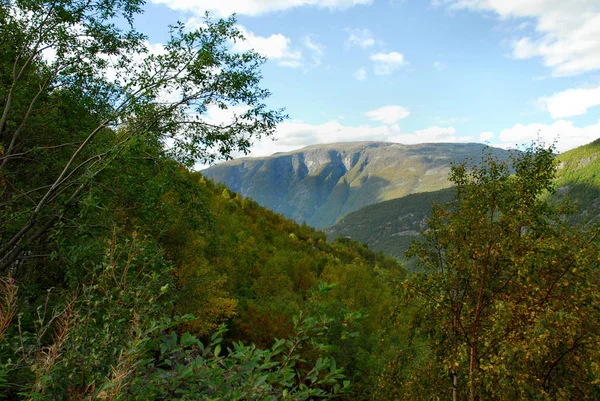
(4, 0, 600, 399)
(207, 139, 600, 262)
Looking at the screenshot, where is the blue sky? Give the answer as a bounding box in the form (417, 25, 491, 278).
(140, 0, 600, 156)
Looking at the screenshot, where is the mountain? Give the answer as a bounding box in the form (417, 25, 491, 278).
(327, 138, 600, 260)
(554, 138, 600, 226)
(325, 188, 455, 261)
(202, 141, 512, 228)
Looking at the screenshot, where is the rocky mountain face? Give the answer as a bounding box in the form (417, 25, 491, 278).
(202, 142, 512, 228)
(327, 138, 600, 261)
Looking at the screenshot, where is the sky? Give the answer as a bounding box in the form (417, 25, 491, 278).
(138, 0, 600, 157)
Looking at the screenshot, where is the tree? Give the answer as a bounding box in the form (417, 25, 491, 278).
(0, 231, 351, 400)
(394, 143, 600, 400)
(0, 1, 284, 271)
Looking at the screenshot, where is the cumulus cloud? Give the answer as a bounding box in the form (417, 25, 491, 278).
(302, 34, 325, 67)
(203, 104, 251, 126)
(346, 28, 376, 48)
(231, 28, 325, 69)
(151, 0, 373, 17)
(370, 51, 406, 75)
(434, 116, 472, 124)
(239, 120, 392, 157)
(438, 0, 600, 76)
(413, 126, 468, 142)
(365, 105, 411, 124)
(233, 27, 302, 68)
(480, 131, 494, 141)
(497, 119, 600, 152)
(353, 67, 367, 80)
(241, 117, 600, 159)
(539, 85, 600, 119)
(237, 119, 474, 158)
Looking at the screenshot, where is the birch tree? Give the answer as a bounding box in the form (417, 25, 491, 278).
(399, 144, 600, 400)
(0, 1, 284, 271)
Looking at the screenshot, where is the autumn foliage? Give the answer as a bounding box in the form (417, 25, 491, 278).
(378, 144, 600, 400)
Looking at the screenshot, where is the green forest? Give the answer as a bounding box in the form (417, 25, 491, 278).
(1, 1, 600, 400)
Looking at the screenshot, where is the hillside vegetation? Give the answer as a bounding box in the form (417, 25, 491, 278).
(326, 188, 455, 260)
(554, 138, 600, 225)
(0, 4, 406, 398)
(2, 1, 600, 400)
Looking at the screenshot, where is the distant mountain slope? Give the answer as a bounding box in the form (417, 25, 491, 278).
(202, 142, 511, 228)
(555, 138, 600, 226)
(325, 188, 455, 260)
(327, 138, 600, 260)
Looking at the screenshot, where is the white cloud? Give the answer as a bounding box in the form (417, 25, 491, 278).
(365, 105, 411, 124)
(233, 27, 302, 68)
(346, 28, 376, 48)
(232, 28, 325, 69)
(242, 120, 393, 157)
(241, 120, 473, 158)
(539, 85, 600, 119)
(371, 51, 406, 75)
(433, 61, 448, 71)
(243, 117, 600, 159)
(302, 34, 325, 67)
(439, 0, 600, 76)
(354, 67, 367, 80)
(41, 47, 57, 64)
(204, 104, 251, 126)
(385, 126, 472, 146)
(413, 126, 462, 141)
(434, 116, 472, 124)
(278, 60, 303, 69)
(479, 131, 494, 141)
(151, 0, 373, 17)
(497, 119, 600, 152)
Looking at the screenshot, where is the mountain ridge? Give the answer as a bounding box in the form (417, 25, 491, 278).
(203, 141, 512, 228)
(326, 138, 600, 260)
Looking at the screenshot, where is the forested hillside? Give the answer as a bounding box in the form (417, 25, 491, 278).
(554, 138, 600, 225)
(0, 2, 406, 398)
(203, 142, 511, 228)
(172, 173, 407, 395)
(2, 1, 600, 400)
(326, 188, 455, 260)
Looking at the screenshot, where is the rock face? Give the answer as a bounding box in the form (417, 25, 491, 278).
(202, 142, 512, 228)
